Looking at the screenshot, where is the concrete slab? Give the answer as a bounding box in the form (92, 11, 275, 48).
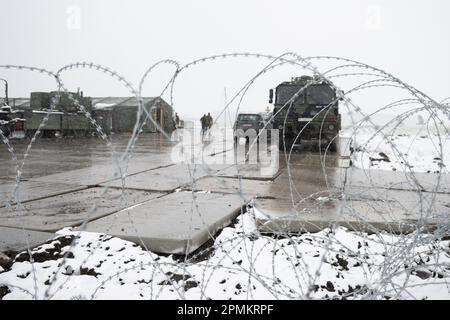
(0, 180, 86, 207)
(0, 227, 54, 252)
(188, 176, 273, 201)
(102, 164, 224, 192)
(85, 192, 246, 255)
(342, 187, 450, 230)
(265, 162, 347, 201)
(255, 187, 450, 234)
(0, 133, 175, 180)
(29, 164, 125, 187)
(0, 187, 163, 232)
(253, 137, 450, 234)
(216, 163, 280, 180)
(30, 162, 173, 187)
(347, 167, 450, 193)
(279, 151, 344, 169)
(255, 197, 341, 234)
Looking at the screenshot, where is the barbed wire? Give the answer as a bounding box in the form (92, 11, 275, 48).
(0, 52, 449, 300)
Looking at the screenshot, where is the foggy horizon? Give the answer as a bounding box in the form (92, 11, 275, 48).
(1, 0, 449, 119)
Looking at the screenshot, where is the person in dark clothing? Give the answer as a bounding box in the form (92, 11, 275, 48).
(206, 113, 213, 130)
(200, 114, 207, 138)
(0, 111, 12, 138)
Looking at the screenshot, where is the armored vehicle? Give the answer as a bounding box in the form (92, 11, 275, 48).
(269, 76, 341, 151)
(25, 91, 93, 138)
(30, 91, 92, 113)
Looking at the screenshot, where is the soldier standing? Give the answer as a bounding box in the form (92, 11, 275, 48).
(200, 114, 207, 138)
(0, 106, 12, 138)
(206, 113, 213, 130)
(175, 113, 180, 127)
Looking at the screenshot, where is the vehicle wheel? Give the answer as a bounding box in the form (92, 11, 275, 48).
(43, 130, 56, 138)
(329, 139, 338, 153)
(26, 130, 42, 139)
(279, 132, 294, 151)
(279, 138, 285, 150)
(278, 130, 285, 150)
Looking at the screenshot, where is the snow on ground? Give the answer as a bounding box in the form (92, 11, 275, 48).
(1, 211, 450, 300)
(343, 126, 450, 173)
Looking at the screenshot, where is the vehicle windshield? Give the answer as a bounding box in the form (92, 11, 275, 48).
(237, 114, 260, 122)
(307, 84, 335, 105)
(276, 85, 305, 105)
(276, 84, 335, 106)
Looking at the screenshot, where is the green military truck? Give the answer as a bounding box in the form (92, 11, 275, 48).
(269, 75, 341, 151)
(25, 91, 93, 138)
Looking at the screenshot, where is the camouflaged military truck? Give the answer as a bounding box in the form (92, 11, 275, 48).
(269, 76, 341, 151)
(25, 91, 92, 138)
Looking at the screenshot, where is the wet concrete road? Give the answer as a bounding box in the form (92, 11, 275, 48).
(1, 133, 175, 204)
(254, 138, 450, 234)
(1, 130, 449, 253)
(0, 133, 178, 251)
(0, 130, 246, 253)
(0, 133, 174, 181)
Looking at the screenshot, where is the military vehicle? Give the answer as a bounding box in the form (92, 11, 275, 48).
(0, 105, 13, 137)
(0, 105, 25, 138)
(269, 75, 341, 151)
(233, 112, 272, 142)
(24, 91, 93, 138)
(234, 113, 265, 134)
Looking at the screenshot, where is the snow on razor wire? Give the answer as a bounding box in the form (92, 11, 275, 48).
(0, 52, 449, 299)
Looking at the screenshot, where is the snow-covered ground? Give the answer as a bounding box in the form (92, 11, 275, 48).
(1, 210, 449, 300)
(343, 126, 450, 173)
(2, 121, 450, 300)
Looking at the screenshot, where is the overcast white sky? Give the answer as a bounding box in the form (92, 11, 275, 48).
(1, 0, 449, 119)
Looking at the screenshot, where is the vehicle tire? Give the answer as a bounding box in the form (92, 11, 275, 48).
(279, 138, 285, 151)
(329, 139, 338, 153)
(279, 131, 294, 151)
(26, 129, 43, 139)
(278, 129, 284, 150)
(43, 130, 56, 138)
